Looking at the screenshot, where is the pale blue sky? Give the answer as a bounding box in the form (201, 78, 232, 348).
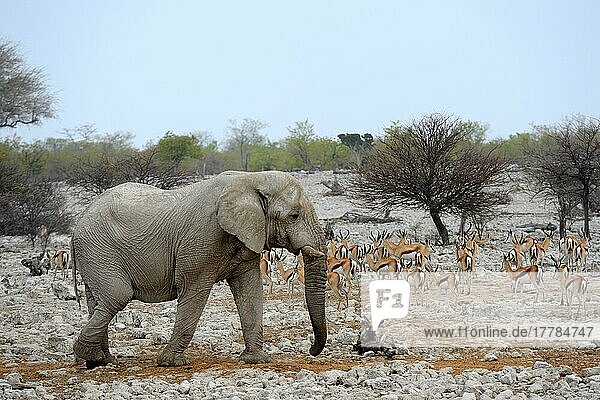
(2, 1, 599, 147)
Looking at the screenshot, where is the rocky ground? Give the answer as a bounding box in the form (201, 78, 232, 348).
(1, 170, 599, 399)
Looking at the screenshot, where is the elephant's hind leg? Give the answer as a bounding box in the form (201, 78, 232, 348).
(74, 277, 133, 369)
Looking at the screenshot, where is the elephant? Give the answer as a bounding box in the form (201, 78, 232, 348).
(71, 170, 327, 369)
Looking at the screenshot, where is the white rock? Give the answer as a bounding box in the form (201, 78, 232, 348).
(482, 350, 499, 361)
(47, 335, 73, 353)
(4, 372, 22, 385)
(334, 327, 358, 345)
(528, 381, 549, 393)
(151, 332, 169, 345)
(532, 360, 553, 369)
(320, 369, 344, 385)
(178, 380, 191, 394)
(51, 280, 77, 300)
(581, 366, 600, 377)
(565, 374, 582, 385)
(363, 376, 392, 390)
(498, 367, 517, 385)
(296, 369, 317, 381)
(494, 389, 514, 400)
(277, 338, 293, 352)
(130, 328, 147, 339)
(114, 322, 126, 331)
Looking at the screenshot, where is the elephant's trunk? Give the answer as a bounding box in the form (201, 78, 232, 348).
(301, 244, 327, 356)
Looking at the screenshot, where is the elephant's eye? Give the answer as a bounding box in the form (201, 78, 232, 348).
(289, 212, 300, 221)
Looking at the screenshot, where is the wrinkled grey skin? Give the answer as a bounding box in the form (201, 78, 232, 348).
(72, 171, 327, 368)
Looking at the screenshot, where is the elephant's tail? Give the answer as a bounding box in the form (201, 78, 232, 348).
(71, 238, 81, 310)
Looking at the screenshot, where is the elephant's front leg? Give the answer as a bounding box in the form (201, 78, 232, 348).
(228, 266, 272, 364)
(157, 287, 211, 367)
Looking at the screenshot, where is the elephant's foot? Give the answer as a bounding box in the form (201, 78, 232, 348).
(85, 356, 116, 369)
(157, 350, 188, 367)
(239, 349, 272, 364)
(103, 352, 117, 365)
(85, 359, 108, 370)
(74, 338, 104, 362)
(74, 339, 116, 369)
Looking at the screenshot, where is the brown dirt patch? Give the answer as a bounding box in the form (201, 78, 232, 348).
(425, 348, 600, 374)
(1, 347, 598, 395)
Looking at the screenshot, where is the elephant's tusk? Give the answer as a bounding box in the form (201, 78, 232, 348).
(301, 245, 325, 258)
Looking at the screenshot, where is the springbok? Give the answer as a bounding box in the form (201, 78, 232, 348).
(456, 247, 474, 294)
(365, 253, 399, 279)
(560, 231, 580, 268)
(50, 250, 70, 281)
(573, 228, 589, 271)
(506, 230, 526, 269)
(259, 250, 274, 293)
(326, 271, 349, 310)
(383, 239, 431, 271)
(273, 249, 302, 298)
(435, 271, 460, 306)
(528, 229, 554, 267)
(551, 255, 588, 318)
(502, 254, 544, 302)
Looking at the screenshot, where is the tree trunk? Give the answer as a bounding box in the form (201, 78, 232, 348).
(459, 215, 466, 236)
(558, 213, 566, 239)
(583, 184, 590, 238)
(430, 209, 449, 245)
(239, 144, 244, 171)
(557, 194, 571, 238)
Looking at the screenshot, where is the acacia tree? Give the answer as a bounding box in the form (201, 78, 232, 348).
(0, 39, 57, 128)
(526, 115, 600, 237)
(351, 113, 509, 244)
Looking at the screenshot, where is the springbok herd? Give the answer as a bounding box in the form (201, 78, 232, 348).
(259, 226, 593, 319)
(24, 222, 593, 319)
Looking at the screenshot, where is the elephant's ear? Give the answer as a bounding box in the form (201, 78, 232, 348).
(217, 181, 266, 254)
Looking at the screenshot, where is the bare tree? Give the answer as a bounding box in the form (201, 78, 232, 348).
(225, 118, 268, 171)
(0, 39, 57, 128)
(351, 113, 509, 244)
(0, 159, 27, 234)
(59, 124, 98, 141)
(1, 179, 72, 247)
(524, 153, 581, 237)
(125, 146, 192, 189)
(527, 115, 600, 237)
(67, 151, 130, 195)
(199, 152, 228, 176)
